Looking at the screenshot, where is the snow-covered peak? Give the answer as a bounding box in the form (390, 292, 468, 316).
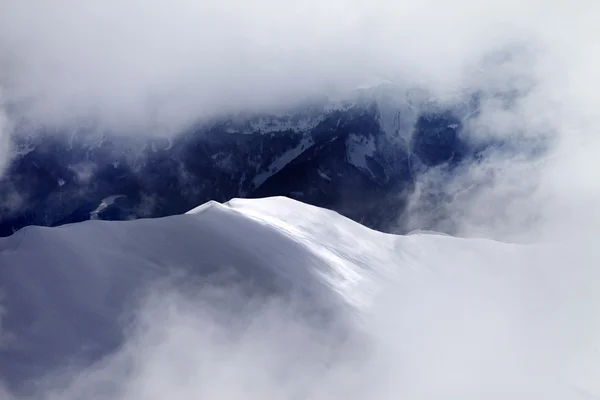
(1, 196, 599, 398)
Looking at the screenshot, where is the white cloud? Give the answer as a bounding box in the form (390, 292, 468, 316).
(1, 1, 600, 396)
(24, 280, 368, 400)
(1, 1, 598, 237)
(0, 1, 594, 131)
(0, 90, 11, 175)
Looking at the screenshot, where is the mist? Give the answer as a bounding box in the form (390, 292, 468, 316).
(45, 287, 370, 400)
(1, 0, 599, 398)
(4, 236, 599, 399)
(1, 0, 598, 235)
(0, 1, 595, 130)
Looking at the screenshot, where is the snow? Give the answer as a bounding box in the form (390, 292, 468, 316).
(89, 194, 125, 219)
(164, 137, 173, 151)
(252, 136, 314, 188)
(13, 142, 36, 157)
(248, 115, 324, 134)
(225, 114, 325, 135)
(346, 133, 377, 178)
(317, 169, 331, 181)
(1, 196, 599, 398)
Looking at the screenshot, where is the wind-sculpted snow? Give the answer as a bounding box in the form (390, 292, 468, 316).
(1, 197, 599, 399)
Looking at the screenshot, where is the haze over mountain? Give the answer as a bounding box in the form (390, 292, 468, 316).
(1, 85, 545, 237)
(1, 0, 598, 240)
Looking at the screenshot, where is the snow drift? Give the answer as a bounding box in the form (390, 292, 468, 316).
(0, 196, 599, 399)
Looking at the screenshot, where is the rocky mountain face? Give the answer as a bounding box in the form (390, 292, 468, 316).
(0, 85, 531, 237)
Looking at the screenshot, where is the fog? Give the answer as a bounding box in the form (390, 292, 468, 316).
(3, 228, 599, 399)
(1, 0, 599, 398)
(1, 0, 598, 235)
(25, 285, 371, 400)
(0, 1, 595, 131)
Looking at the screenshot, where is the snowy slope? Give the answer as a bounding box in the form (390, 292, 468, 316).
(251, 136, 316, 189)
(1, 197, 599, 399)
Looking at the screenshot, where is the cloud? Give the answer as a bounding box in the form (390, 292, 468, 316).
(1, 1, 598, 236)
(387, 0, 600, 242)
(1, 0, 600, 397)
(366, 234, 600, 399)
(5, 236, 600, 400)
(0, 90, 11, 175)
(19, 278, 368, 400)
(0, 0, 593, 131)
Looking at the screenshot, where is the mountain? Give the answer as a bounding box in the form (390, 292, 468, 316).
(0, 196, 598, 398)
(1, 85, 530, 237)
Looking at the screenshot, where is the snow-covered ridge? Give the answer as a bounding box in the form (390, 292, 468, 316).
(1, 196, 599, 398)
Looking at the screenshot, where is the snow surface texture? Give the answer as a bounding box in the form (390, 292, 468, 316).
(1, 196, 599, 399)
